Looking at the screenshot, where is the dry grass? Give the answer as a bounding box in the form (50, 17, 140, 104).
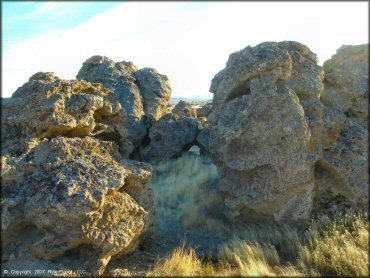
(150, 154, 220, 229)
(148, 245, 215, 276)
(148, 216, 369, 277)
(146, 155, 368, 277)
(298, 214, 369, 276)
(147, 214, 368, 277)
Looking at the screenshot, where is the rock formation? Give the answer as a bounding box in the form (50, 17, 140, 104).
(206, 41, 325, 225)
(172, 100, 197, 118)
(140, 113, 199, 162)
(196, 102, 212, 118)
(206, 42, 369, 224)
(76, 56, 171, 152)
(133, 68, 172, 122)
(1, 73, 155, 275)
(314, 44, 369, 216)
(2, 72, 133, 156)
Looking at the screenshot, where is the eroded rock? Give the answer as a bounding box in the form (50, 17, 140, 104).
(172, 100, 197, 118)
(77, 56, 171, 150)
(207, 41, 324, 225)
(314, 45, 369, 215)
(133, 68, 172, 122)
(140, 113, 199, 162)
(2, 72, 133, 156)
(196, 102, 212, 118)
(1, 73, 155, 275)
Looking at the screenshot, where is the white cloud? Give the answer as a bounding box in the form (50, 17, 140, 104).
(25, 2, 77, 18)
(2, 2, 368, 98)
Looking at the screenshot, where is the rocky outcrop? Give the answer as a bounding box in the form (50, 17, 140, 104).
(140, 113, 199, 162)
(207, 41, 324, 225)
(133, 68, 172, 122)
(172, 100, 197, 118)
(76, 56, 171, 151)
(196, 126, 211, 155)
(2, 72, 133, 156)
(196, 102, 212, 118)
(314, 45, 369, 216)
(1, 73, 155, 275)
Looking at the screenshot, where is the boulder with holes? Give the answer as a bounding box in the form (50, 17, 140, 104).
(140, 113, 199, 162)
(1, 72, 155, 275)
(207, 41, 324, 225)
(313, 44, 369, 218)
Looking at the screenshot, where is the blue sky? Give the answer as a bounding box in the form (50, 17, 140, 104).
(2, 1, 369, 98)
(3, 1, 120, 51)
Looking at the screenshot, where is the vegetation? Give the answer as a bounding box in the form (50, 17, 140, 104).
(149, 214, 368, 276)
(147, 154, 368, 277)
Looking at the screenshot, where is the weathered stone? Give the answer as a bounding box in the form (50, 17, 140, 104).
(172, 100, 197, 118)
(133, 68, 172, 122)
(140, 114, 198, 162)
(207, 41, 324, 225)
(1, 72, 155, 275)
(196, 102, 212, 118)
(2, 72, 133, 156)
(77, 56, 172, 150)
(196, 127, 211, 155)
(315, 44, 369, 214)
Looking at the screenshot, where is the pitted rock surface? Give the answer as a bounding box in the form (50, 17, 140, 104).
(140, 113, 199, 162)
(2, 72, 133, 156)
(133, 68, 172, 122)
(172, 100, 197, 118)
(314, 44, 369, 216)
(207, 41, 324, 225)
(77, 56, 171, 151)
(1, 73, 155, 275)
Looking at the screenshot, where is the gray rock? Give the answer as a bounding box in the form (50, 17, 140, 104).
(77, 56, 172, 151)
(140, 114, 198, 162)
(2, 72, 133, 156)
(133, 68, 172, 122)
(1, 73, 155, 275)
(2, 137, 154, 276)
(196, 102, 212, 118)
(196, 124, 211, 155)
(172, 100, 197, 118)
(315, 44, 369, 214)
(207, 41, 324, 225)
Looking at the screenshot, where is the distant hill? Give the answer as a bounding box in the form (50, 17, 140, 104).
(169, 96, 212, 104)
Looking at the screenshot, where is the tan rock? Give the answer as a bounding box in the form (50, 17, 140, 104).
(315, 44, 369, 215)
(1, 73, 155, 275)
(77, 56, 172, 151)
(172, 100, 197, 118)
(207, 41, 324, 225)
(2, 72, 133, 156)
(2, 137, 154, 275)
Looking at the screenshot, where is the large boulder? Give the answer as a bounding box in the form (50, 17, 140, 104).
(140, 113, 199, 162)
(77, 56, 171, 150)
(314, 45, 369, 216)
(133, 68, 172, 122)
(1, 73, 155, 275)
(2, 72, 133, 157)
(207, 41, 324, 225)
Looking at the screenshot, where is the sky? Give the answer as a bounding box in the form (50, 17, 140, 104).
(2, 1, 369, 98)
